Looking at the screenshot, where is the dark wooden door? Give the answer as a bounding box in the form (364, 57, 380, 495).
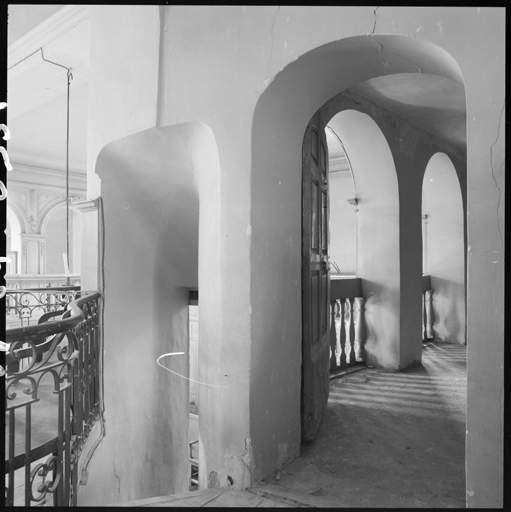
(301, 111, 330, 442)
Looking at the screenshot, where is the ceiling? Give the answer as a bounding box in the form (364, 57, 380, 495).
(7, 6, 467, 177)
(7, 5, 90, 174)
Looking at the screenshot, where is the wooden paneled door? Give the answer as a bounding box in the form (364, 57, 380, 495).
(301, 111, 330, 442)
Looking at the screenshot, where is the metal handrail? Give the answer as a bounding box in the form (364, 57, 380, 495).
(6, 291, 99, 344)
(5, 291, 103, 507)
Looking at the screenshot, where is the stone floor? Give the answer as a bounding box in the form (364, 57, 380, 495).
(120, 341, 467, 508)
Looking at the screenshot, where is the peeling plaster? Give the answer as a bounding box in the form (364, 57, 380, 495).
(208, 471, 220, 488)
(241, 437, 254, 470)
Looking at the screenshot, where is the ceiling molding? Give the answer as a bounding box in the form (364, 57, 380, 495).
(9, 155, 87, 178)
(8, 162, 87, 196)
(10, 161, 87, 181)
(8, 5, 89, 69)
(329, 152, 352, 174)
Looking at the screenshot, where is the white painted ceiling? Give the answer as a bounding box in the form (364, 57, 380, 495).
(7, 6, 90, 175)
(7, 6, 467, 178)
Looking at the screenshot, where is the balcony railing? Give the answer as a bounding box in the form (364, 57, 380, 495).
(6, 288, 81, 329)
(329, 277, 365, 373)
(422, 275, 434, 342)
(5, 290, 103, 507)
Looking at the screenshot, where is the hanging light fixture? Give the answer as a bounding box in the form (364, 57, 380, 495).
(41, 48, 73, 286)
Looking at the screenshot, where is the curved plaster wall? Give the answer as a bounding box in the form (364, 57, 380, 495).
(422, 153, 465, 344)
(78, 122, 216, 505)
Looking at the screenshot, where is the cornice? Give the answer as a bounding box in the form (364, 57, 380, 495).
(8, 5, 89, 69)
(73, 198, 99, 213)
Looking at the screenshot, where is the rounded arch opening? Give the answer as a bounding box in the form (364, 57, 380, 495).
(7, 205, 23, 274)
(422, 152, 465, 344)
(327, 109, 400, 368)
(249, 33, 466, 479)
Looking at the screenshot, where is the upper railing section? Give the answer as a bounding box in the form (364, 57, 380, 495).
(6, 287, 81, 329)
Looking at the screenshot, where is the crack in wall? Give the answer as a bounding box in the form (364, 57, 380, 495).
(489, 101, 505, 252)
(371, 7, 420, 75)
(371, 6, 379, 36)
(370, 7, 390, 73)
(113, 452, 121, 497)
(266, 6, 281, 79)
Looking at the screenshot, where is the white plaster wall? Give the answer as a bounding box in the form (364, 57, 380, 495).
(328, 171, 357, 275)
(80, 5, 160, 292)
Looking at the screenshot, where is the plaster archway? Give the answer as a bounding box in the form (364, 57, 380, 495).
(249, 34, 465, 480)
(422, 152, 465, 344)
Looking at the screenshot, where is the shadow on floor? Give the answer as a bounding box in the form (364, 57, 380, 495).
(254, 341, 467, 508)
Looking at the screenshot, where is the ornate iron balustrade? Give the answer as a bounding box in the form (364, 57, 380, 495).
(5, 291, 103, 507)
(5, 287, 81, 329)
(329, 277, 365, 372)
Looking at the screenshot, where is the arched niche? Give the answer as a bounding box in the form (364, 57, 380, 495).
(7, 205, 23, 274)
(40, 201, 83, 275)
(80, 122, 222, 504)
(249, 34, 464, 481)
(328, 109, 400, 368)
(422, 153, 465, 344)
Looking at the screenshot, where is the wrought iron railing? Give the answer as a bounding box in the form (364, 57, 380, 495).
(329, 277, 365, 372)
(5, 291, 102, 507)
(5, 288, 81, 329)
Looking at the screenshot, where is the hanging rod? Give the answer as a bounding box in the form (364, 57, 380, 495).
(40, 48, 73, 284)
